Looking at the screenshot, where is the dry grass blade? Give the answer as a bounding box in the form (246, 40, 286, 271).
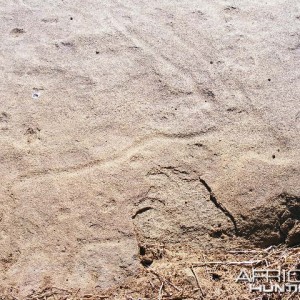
(148, 269, 181, 292)
(192, 260, 263, 267)
(286, 290, 297, 300)
(190, 266, 204, 299)
(158, 282, 164, 300)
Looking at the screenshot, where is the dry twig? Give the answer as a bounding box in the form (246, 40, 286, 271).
(192, 260, 263, 267)
(190, 266, 204, 299)
(158, 282, 164, 300)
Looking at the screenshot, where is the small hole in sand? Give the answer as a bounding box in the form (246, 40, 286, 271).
(139, 246, 146, 256)
(141, 258, 153, 267)
(211, 273, 221, 281)
(32, 92, 40, 99)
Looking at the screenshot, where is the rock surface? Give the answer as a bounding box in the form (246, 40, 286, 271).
(0, 0, 299, 297)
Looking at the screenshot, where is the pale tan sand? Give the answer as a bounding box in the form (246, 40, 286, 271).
(0, 0, 299, 298)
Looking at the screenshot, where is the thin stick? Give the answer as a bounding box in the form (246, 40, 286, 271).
(74, 288, 80, 295)
(149, 280, 155, 289)
(286, 290, 297, 300)
(165, 279, 181, 292)
(190, 266, 204, 299)
(192, 260, 263, 267)
(158, 282, 164, 300)
(149, 269, 181, 292)
(227, 250, 261, 254)
(264, 245, 275, 252)
(83, 295, 109, 299)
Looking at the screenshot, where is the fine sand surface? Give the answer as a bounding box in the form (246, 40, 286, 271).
(0, 0, 299, 298)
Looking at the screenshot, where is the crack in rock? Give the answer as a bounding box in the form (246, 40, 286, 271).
(132, 207, 154, 219)
(199, 178, 239, 235)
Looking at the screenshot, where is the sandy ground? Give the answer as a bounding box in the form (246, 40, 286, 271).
(0, 0, 299, 298)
